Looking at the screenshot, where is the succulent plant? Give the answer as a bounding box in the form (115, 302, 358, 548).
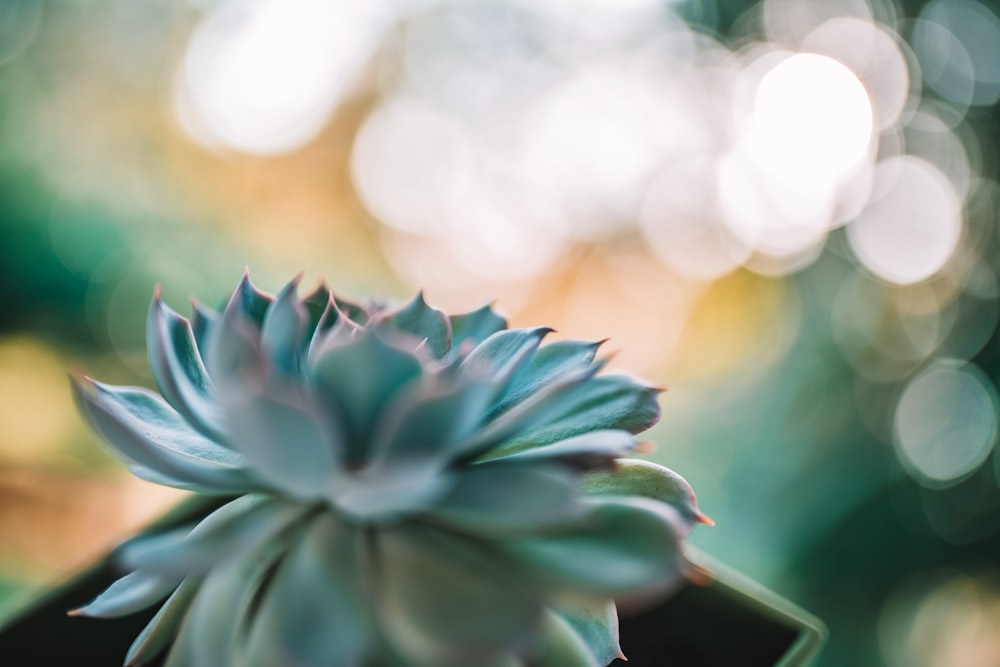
(70, 272, 711, 667)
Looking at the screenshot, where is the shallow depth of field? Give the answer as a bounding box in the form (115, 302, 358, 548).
(2, 1, 1000, 665)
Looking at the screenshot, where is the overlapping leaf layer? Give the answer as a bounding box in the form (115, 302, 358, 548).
(72, 273, 710, 667)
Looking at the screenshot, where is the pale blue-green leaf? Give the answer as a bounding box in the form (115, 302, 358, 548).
(71, 377, 254, 493)
(126, 464, 243, 495)
(124, 576, 200, 666)
(504, 497, 686, 596)
(490, 376, 662, 459)
(119, 495, 304, 577)
(554, 599, 623, 667)
(260, 276, 309, 373)
(68, 569, 177, 619)
(582, 458, 712, 534)
(332, 462, 455, 522)
(461, 327, 551, 400)
(184, 531, 296, 667)
(449, 304, 508, 354)
(370, 375, 492, 467)
(378, 292, 451, 359)
(532, 610, 601, 667)
(494, 340, 603, 416)
(302, 283, 332, 333)
(147, 292, 225, 441)
(428, 462, 583, 537)
(220, 384, 343, 499)
(226, 270, 273, 326)
(245, 514, 370, 667)
(311, 332, 423, 465)
(377, 524, 541, 666)
(190, 301, 219, 362)
(206, 306, 267, 388)
(480, 429, 635, 470)
(332, 292, 370, 325)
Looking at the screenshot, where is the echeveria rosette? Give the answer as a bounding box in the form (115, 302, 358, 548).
(71, 272, 711, 667)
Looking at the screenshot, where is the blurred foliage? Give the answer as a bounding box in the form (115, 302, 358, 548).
(2, 0, 1000, 665)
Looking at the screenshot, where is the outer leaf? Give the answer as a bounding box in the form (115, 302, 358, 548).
(491, 376, 661, 458)
(311, 332, 423, 465)
(119, 495, 305, 577)
(71, 377, 253, 493)
(481, 429, 635, 471)
(183, 529, 297, 667)
(69, 570, 177, 619)
(124, 577, 201, 666)
(220, 384, 343, 499)
(377, 524, 541, 666)
(428, 462, 583, 536)
(449, 304, 508, 353)
(461, 327, 552, 393)
(379, 292, 452, 359)
(225, 271, 273, 326)
(147, 291, 225, 440)
(245, 514, 370, 667)
(260, 276, 309, 372)
(582, 458, 712, 533)
(494, 340, 603, 416)
(532, 611, 600, 667)
(504, 496, 686, 596)
(554, 599, 624, 667)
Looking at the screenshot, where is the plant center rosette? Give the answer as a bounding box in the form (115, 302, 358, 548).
(70, 272, 712, 667)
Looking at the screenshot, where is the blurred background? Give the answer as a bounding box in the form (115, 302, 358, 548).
(1, 0, 1000, 664)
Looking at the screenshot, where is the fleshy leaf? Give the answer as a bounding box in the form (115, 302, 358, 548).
(124, 577, 200, 666)
(260, 276, 309, 373)
(494, 340, 603, 416)
(532, 610, 601, 667)
(491, 376, 662, 458)
(377, 524, 541, 666)
(428, 462, 583, 536)
(378, 292, 452, 359)
(226, 271, 274, 326)
(480, 429, 635, 470)
(554, 599, 624, 667)
(71, 377, 254, 493)
(69, 570, 177, 619)
(461, 327, 552, 392)
(582, 458, 712, 533)
(147, 291, 225, 441)
(311, 332, 423, 465)
(504, 496, 686, 596)
(449, 304, 508, 353)
(245, 514, 370, 667)
(220, 383, 343, 499)
(119, 495, 305, 577)
(181, 528, 297, 667)
(190, 301, 220, 366)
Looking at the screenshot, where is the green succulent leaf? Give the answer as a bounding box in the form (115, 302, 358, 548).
(311, 332, 423, 465)
(147, 292, 224, 441)
(493, 376, 662, 458)
(448, 304, 508, 353)
(554, 599, 623, 667)
(226, 271, 274, 326)
(119, 495, 304, 577)
(124, 577, 200, 666)
(189, 301, 219, 362)
(480, 429, 635, 471)
(460, 327, 552, 390)
(428, 462, 583, 536)
(71, 377, 253, 493)
(532, 610, 601, 667)
(378, 292, 452, 359)
(69, 570, 178, 619)
(582, 458, 712, 533)
(377, 524, 541, 666)
(220, 385, 344, 499)
(504, 496, 686, 596)
(260, 276, 310, 373)
(245, 514, 370, 667)
(493, 340, 603, 416)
